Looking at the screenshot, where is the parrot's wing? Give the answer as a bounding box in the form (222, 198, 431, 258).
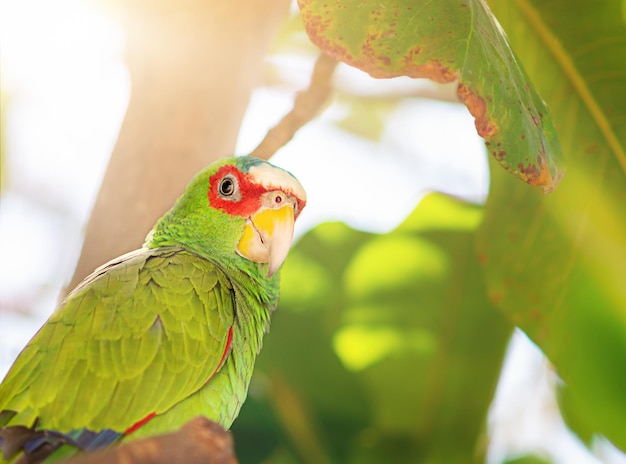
(0, 246, 235, 435)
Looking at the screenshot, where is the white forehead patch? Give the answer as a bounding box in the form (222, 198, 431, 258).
(248, 163, 307, 202)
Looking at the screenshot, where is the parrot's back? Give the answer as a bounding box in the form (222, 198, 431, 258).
(0, 155, 305, 463)
(0, 245, 277, 462)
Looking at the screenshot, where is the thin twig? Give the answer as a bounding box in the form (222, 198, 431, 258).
(249, 53, 338, 160)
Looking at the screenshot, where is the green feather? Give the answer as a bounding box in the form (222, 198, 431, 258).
(0, 156, 303, 461)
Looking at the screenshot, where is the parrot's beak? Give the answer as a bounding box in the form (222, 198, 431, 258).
(237, 201, 296, 277)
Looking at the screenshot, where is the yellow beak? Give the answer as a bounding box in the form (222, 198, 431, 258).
(237, 204, 295, 276)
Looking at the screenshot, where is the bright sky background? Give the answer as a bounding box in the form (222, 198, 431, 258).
(0, 1, 623, 463)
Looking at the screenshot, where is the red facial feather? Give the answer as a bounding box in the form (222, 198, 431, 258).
(208, 165, 266, 217)
(294, 197, 306, 218)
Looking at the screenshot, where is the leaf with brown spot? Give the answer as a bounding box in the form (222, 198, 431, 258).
(478, 0, 626, 450)
(298, 0, 564, 192)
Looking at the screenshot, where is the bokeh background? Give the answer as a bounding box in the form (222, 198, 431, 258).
(1, 1, 624, 463)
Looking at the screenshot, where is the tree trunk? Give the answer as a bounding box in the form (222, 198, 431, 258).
(68, 0, 290, 290)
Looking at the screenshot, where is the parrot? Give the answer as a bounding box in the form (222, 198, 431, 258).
(0, 155, 306, 463)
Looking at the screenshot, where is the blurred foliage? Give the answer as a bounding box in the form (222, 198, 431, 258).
(480, 0, 626, 450)
(233, 0, 626, 461)
(4, 0, 623, 461)
(503, 455, 553, 464)
(334, 95, 399, 141)
(232, 194, 512, 463)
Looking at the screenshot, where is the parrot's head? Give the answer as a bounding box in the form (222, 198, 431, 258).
(149, 156, 306, 277)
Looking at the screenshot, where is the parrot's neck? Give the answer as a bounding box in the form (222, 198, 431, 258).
(146, 212, 280, 361)
(146, 204, 279, 300)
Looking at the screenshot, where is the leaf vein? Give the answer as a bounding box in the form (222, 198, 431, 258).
(515, 0, 626, 174)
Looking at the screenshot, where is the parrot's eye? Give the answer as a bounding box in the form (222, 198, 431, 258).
(218, 174, 240, 200)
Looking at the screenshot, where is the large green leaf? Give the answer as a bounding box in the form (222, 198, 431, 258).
(477, 0, 626, 450)
(297, 0, 564, 191)
(233, 195, 512, 463)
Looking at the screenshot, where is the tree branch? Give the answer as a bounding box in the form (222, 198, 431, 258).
(249, 53, 338, 160)
(65, 417, 237, 464)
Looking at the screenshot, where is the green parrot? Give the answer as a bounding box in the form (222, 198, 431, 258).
(0, 155, 306, 462)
